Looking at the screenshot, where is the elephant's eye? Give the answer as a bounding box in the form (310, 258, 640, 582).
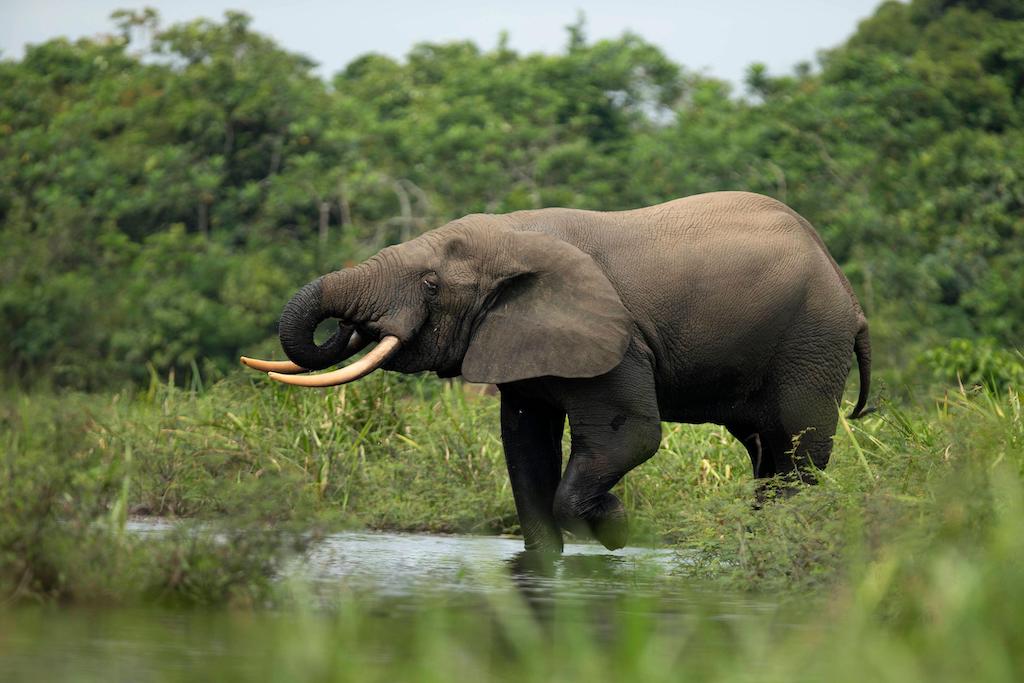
(422, 277, 439, 297)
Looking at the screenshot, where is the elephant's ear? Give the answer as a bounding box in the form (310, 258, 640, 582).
(462, 230, 631, 384)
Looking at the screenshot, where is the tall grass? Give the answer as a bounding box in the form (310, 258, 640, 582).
(111, 373, 514, 530)
(1, 374, 1022, 679)
(3, 468, 1022, 682)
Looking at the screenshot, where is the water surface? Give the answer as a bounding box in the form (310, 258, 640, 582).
(1, 522, 778, 682)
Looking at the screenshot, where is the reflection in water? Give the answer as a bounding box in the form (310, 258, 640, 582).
(505, 550, 661, 618)
(291, 529, 778, 627)
(122, 521, 769, 620)
(505, 550, 556, 619)
(123, 521, 763, 621)
(1, 523, 779, 681)
(297, 530, 681, 613)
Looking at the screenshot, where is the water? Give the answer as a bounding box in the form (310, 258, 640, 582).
(296, 530, 681, 602)
(127, 519, 692, 607)
(149, 521, 775, 625)
(290, 529, 772, 621)
(0, 522, 778, 681)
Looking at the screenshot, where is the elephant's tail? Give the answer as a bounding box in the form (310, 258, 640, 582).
(848, 321, 873, 419)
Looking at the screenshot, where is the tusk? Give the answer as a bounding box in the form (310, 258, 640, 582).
(268, 336, 400, 387)
(240, 357, 305, 373)
(240, 332, 367, 374)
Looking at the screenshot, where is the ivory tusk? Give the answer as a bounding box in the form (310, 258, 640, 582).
(268, 336, 401, 387)
(240, 357, 305, 373)
(240, 332, 367, 374)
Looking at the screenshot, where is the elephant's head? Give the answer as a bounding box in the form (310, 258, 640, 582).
(242, 216, 632, 387)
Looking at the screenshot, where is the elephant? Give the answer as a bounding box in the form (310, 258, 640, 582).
(241, 191, 871, 553)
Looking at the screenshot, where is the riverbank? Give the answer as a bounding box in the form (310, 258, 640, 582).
(4, 374, 1021, 592)
(2, 376, 1022, 679)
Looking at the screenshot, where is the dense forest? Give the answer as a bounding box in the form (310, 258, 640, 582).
(2, 0, 1022, 391)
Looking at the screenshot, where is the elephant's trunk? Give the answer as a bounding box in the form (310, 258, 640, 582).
(271, 265, 402, 387)
(278, 270, 367, 371)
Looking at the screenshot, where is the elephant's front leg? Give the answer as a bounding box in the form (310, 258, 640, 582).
(499, 388, 566, 553)
(551, 345, 662, 550)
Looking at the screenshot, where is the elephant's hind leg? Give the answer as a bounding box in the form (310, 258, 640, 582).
(732, 388, 841, 502)
(762, 393, 841, 487)
(726, 422, 776, 479)
(758, 325, 850, 489)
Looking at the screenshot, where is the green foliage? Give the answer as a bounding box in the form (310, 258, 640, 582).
(0, 391, 305, 605)
(2, 0, 1022, 389)
(918, 338, 1024, 390)
(77, 374, 513, 531)
(5, 373, 1023, 596)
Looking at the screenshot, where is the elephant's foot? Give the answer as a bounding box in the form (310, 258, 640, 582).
(521, 520, 564, 555)
(753, 476, 805, 508)
(556, 491, 629, 550)
(588, 493, 629, 550)
(508, 549, 560, 577)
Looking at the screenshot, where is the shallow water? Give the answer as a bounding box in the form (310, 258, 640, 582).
(134, 519, 775, 622)
(127, 519, 688, 603)
(297, 529, 679, 602)
(0, 522, 778, 681)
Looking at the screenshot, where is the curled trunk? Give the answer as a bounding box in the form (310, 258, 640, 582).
(278, 271, 364, 370)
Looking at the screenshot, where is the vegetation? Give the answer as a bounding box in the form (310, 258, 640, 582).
(2, 0, 1023, 679)
(2, 372, 1022, 595)
(1, 0, 1022, 391)
(2, 378, 1023, 679)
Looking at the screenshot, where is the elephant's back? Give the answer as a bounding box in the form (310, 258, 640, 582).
(513, 191, 828, 255)
(634, 191, 866, 324)
(515, 192, 841, 296)
(617, 191, 820, 243)
(509, 192, 862, 409)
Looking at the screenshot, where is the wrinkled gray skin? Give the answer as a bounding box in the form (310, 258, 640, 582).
(278, 192, 871, 553)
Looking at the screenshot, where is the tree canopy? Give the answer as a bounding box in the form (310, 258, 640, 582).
(1, 1, 1021, 389)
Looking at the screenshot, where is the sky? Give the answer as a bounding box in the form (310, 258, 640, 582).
(1, 0, 885, 87)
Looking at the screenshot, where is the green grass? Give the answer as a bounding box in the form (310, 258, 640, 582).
(1, 375, 1022, 679)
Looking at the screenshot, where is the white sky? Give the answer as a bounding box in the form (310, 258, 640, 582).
(1, 0, 885, 87)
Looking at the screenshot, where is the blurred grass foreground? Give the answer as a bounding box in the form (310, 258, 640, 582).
(2, 0, 1024, 680)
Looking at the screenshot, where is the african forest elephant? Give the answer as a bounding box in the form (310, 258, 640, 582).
(242, 191, 871, 553)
